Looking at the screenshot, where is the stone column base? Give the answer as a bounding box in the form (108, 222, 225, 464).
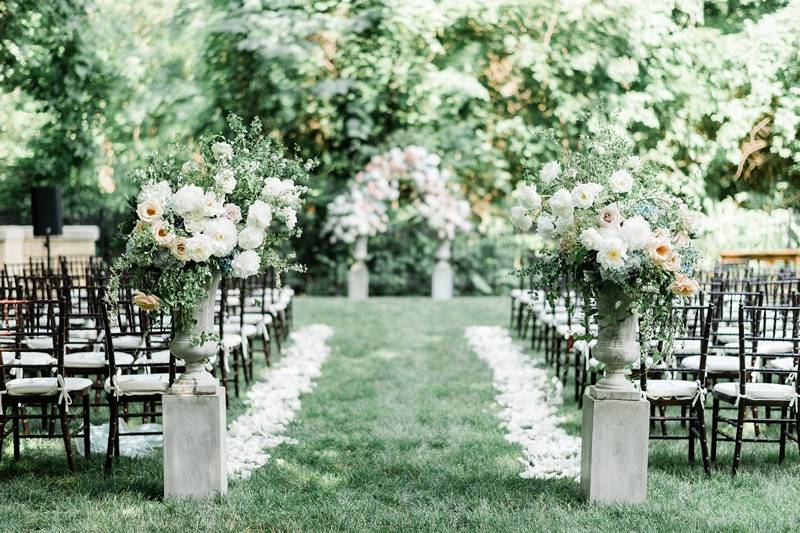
(348, 266, 369, 301)
(580, 393, 649, 504)
(431, 261, 453, 301)
(163, 387, 228, 499)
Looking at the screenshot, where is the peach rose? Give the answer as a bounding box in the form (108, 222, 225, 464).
(662, 251, 681, 272)
(133, 292, 160, 311)
(648, 238, 673, 265)
(670, 274, 700, 298)
(170, 237, 189, 262)
(136, 199, 163, 223)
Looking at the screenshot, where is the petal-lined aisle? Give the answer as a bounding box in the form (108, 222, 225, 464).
(465, 325, 580, 480)
(228, 324, 334, 480)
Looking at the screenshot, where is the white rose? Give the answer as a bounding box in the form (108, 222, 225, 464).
(137, 180, 172, 206)
(608, 169, 634, 194)
(598, 203, 623, 227)
(548, 188, 574, 217)
(597, 237, 628, 270)
(203, 217, 238, 257)
(204, 192, 225, 218)
(278, 206, 298, 230)
(579, 228, 604, 251)
(223, 203, 242, 223)
(571, 182, 602, 209)
(624, 156, 642, 170)
(540, 161, 561, 184)
(214, 168, 237, 194)
(173, 185, 207, 217)
(136, 198, 163, 223)
(183, 217, 205, 235)
(247, 200, 273, 229)
(619, 215, 652, 249)
(231, 250, 261, 278)
(185, 234, 214, 262)
(238, 225, 265, 250)
(516, 185, 542, 210)
(211, 141, 233, 160)
(510, 205, 533, 231)
(536, 214, 556, 239)
(678, 204, 703, 234)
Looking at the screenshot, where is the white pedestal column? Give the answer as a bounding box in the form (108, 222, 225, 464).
(348, 236, 369, 301)
(580, 394, 649, 503)
(431, 240, 453, 301)
(163, 387, 228, 499)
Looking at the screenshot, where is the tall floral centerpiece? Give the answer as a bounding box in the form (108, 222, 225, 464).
(510, 124, 702, 396)
(326, 145, 471, 299)
(110, 115, 312, 394)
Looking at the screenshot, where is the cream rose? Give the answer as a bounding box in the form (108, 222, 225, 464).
(648, 238, 673, 265)
(170, 237, 189, 262)
(137, 199, 163, 223)
(133, 292, 160, 311)
(151, 221, 176, 246)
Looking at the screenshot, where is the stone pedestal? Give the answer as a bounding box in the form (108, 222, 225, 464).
(348, 236, 369, 301)
(431, 240, 453, 301)
(163, 388, 228, 499)
(580, 393, 649, 504)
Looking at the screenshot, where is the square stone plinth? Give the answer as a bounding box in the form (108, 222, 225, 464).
(580, 393, 649, 504)
(348, 266, 369, 300)
(163, 388, 227, 499)
(431, 262, 453, 301)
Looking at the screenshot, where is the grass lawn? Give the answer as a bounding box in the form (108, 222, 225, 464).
(2, 296, 800, 531)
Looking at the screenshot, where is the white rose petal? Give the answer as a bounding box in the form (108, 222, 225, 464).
(214, 168, 237, 194)
(204, 217, 238, 257)
(548, 188, 574, 217)
(517, 185, 542, 210)
(579, 228, 603, 251)
(536, 214, 556, 239)
(247, 200, 273, 229)
(619, 215, 652, 249)
(510, 205, 533, 231)
(173, 185, 207, 218)
(571, 182, 603, 209)
(185, 234, 214, 263)
(597, 237, 628, 270)
(540, 161, 561, 184)
(238, 225, 265, 250)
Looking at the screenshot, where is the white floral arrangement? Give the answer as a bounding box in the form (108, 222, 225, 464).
(510, 124, 703, 343)
(325, 145, 471, 243)
(110, 115, 313, 333)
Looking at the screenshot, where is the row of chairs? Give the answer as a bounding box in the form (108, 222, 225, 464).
(510, 265, 800, 475)
(0, 258, 295, 473)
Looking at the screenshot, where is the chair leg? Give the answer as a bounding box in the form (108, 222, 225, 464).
(711, 398, 719, 464)
(12, 401, 20, 460)
(779, 406, 787, 463)
(264, 331, 272, 368)
(732, 400, 747, 476)
(796, 405, 800, 455)
(105, 397, 119, 474)
(659, 405, 668, 436)
(83, 394, 91, 459)
(688, 414, 696, 464)
(695, 404, 711, 475)
(58, 402, 75, 473)
(232, 348, 241, 398)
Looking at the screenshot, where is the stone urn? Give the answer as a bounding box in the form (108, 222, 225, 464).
(347, 235, 369, 301)
(431, 239, 453, 301)
(169, 274, 221, 395)
(590, 282, 641, 400)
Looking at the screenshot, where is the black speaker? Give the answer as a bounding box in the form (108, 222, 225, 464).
(31, 186, 63, 237)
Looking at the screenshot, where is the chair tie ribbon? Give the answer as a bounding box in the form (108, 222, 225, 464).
(692, 380, 707, 407)
(110, 368, 123, 399)
(56, 374, 72, 412)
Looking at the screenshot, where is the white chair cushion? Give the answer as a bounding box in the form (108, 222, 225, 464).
(64, 351, 134, 369)
(222, 334, 242, 349)
(104, 373, 173, 396)
(148, 350, 185, 365)
(2, 351, 55, 366)
(715, 325, 746, 345)
(645, 379, 700, 400)
(765, 357, 796, 371)
(243, 313, 272, 325)
(24, 337, 55, 350)
(222, 323, 258, 338)
(112, 335, 144, 350)
(510, 288, 522, 298)
(672, 339, 703, 355)
(69, 329, 99, 341)
(724, 340, 795, 355)
(714, 382, 796, 402)
(6, 377, 92, 396)
(681, 355, 739, 373)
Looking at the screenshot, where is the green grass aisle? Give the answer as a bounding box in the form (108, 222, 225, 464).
(2, 297, 800, 531)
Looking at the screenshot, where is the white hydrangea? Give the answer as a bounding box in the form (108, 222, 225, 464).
(579, 228, 604, 251)
(231, 250, 261, 278)
(608, 169, 634, 194)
